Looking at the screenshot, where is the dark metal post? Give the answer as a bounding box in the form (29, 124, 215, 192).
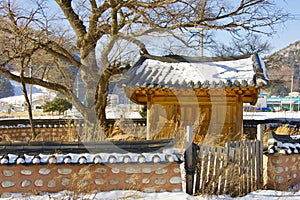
(257, 124, 264, 188)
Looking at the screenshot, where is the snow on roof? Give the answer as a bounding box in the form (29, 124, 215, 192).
(0, 148, 183, 165)
(123, 54, 268, 89)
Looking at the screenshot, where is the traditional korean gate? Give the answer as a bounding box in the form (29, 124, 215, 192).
(185, 140, 263, 197)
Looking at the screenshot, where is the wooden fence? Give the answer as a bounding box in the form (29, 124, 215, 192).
(185, 140, 263, 197)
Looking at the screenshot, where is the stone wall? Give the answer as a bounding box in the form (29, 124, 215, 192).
(0, 162, 182, 194)
(264, 154, 300, 191)
(0, 127, 76, 141)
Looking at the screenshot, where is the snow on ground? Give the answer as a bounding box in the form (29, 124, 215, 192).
(0, 93, 48, 105)
(243, 111, 300, 121)
(2, 190, 300, 200)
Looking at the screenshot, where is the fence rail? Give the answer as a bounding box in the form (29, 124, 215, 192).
(186, 140, 263, 197)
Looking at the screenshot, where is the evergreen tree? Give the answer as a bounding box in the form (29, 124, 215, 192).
(43, 98, 72, 115)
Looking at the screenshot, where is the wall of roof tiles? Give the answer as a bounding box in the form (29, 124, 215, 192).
(0, 162, 182, 194)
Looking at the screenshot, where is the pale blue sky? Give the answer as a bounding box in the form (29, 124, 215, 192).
(47, 0, 299, 55)
(265, 0, 300, 53)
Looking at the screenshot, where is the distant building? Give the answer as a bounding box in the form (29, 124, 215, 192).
(247, 94, 300, 112)
(267, 96, 299, 111)
(289, 92, 300, 98)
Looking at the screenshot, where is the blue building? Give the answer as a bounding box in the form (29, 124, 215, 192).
(253, 94, 300, 111)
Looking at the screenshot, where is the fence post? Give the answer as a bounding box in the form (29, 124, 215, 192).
(185, 125, 196, 195)
(257, 124, 264, 143)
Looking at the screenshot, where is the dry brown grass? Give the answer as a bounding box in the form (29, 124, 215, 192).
(263, 124, 300, 146)
(192, 113, 242, 147)
(60, 119, 80, 142)
(263, 124, 300, 136)
(274, 124, 300, 135)
(107, 117, 180, 141)
(0, 111, 51, 118)
(107, 119, 146, 141)
(0, 134, 13, 142)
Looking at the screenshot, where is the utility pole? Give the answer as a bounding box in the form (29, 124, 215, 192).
(290, 71, 294, 111)
(291, 71, 294, 93)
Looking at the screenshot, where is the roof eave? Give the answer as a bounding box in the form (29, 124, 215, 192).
(253, 53, 270, 87)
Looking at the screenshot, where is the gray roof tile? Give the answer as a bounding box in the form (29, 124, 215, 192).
(122, 54, 268, 89)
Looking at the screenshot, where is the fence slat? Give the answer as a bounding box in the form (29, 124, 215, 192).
(242, 141, 248, 195)
(201, 147, 209, 193)
(250, 141, 256, 191)
(195, 147, 202, 193)
(229, 141, 238, 196)
(219, 146, 227, 194)
(258, 140, 263, 188)
(246, 140, 251, 194)
(255, 140, 261, 190)
(213, 147, 222, 195)
(216, 147, 224, 195)
(208, 149, 215, 193)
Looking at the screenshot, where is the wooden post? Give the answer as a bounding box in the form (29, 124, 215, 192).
(236, 94, 243, 137)
(185, 125, 195, 195)
(256, 124, 264, 188)
(146, 95, 152, 140)
(257, 124, 264, 143)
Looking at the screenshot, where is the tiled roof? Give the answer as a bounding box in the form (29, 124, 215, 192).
(122, 54, 269, 89)
(267, 131, 300, 155)
(0, 149, 183, 165)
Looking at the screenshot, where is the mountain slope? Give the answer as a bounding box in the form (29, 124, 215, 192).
(263, 41, 300, 95)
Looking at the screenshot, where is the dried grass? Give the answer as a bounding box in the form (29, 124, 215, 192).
(262, 124, 300, 146)
(60, 119, 80, 142)
(107, 118, 146, 141)
(0, 134, 13, 142)
(274, 124, 300, 135)
(192, 113, 242, 147)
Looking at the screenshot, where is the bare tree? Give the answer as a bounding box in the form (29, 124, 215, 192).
(0, 0, 289, 140)
(210, 34, 271, 57)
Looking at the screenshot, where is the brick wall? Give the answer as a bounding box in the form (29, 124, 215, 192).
(0, 162, 182, 194)
(264, 154, 300, 191)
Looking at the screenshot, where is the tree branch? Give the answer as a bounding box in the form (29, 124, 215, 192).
(55, 0, 87, 47)
(0, 67, 72, 98)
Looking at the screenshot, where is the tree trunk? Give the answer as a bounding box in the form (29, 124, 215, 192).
(21, 83, 36, 140)
(79, 48, 108, 141)
(95, 71, 110, 135)
(20, 65, 36, 140)
(80, 110, 103, 141)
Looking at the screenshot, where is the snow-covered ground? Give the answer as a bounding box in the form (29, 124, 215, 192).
(2, 189, 300, 199)
(0, 93, 49, 106)
(244, 111, 300, 121)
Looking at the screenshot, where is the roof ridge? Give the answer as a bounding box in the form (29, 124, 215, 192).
(142, 54, 253, 63)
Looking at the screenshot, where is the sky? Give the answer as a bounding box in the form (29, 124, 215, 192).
(45, 0, 299, 57)
(265, 0, 300, 53)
